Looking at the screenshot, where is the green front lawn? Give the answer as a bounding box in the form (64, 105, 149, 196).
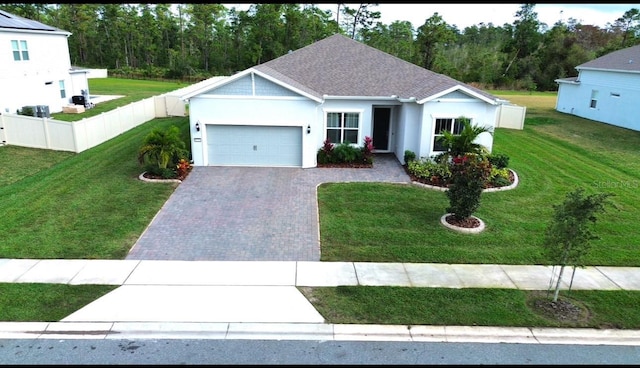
(0, 116, 190, 259)
(319, 97, 640, 266)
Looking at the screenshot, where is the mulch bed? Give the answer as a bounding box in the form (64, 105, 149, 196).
(317, 163, 373, 168)
(403, 165, 515, 189)
(445, 215, 481, 228)
(142, 167, 193, 181)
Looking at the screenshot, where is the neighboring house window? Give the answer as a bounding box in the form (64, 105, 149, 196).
(326, 112, 359, 144)
(11, 40, 29, 61)
(59, 80, 66, 98)
(590, 90, 598, 108)
(433, 117, 465, 152)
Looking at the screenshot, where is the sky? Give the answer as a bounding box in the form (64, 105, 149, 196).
(223, 3, 636, 30)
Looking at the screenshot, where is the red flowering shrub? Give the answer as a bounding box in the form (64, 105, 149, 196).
(361, 136, 374, 164)
(176, 159, 192, 179)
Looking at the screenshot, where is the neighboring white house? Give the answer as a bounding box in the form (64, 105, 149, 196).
(555, 44, 640, 131)
(181, 34, 506, 168)
(0, 9, 90, 115)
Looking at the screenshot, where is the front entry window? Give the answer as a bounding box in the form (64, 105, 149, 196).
(326, 112, 359, 144)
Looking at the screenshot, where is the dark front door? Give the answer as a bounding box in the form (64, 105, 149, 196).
(373, 107, 391, 151)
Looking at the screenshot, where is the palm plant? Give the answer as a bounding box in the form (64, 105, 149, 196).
(439, 117, 493, 158)
(138, 125, 189, 171)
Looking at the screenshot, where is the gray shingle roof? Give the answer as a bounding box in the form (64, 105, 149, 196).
(578, 44, 640, 72)
(0, 9, 67, 33)
(254, 34, 498, 102)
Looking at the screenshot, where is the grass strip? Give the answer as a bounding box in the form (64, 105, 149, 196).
(300, 286, 640, 329)
(0, 283, 117, 321)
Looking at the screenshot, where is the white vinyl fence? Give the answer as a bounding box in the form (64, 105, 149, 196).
(497, 103, 526, 130)
(0, 95, 185, 153)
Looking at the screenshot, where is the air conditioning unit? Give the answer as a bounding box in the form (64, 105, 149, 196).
(35, 105, 50, 118)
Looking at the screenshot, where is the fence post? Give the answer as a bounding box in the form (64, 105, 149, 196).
(0, 112, 6, 145)
(70, 120, 79, 153)
(43, 116, 51, 149)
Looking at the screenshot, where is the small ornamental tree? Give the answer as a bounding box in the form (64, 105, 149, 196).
(544, 188, 615, 302)
(446, 154, 492, 221)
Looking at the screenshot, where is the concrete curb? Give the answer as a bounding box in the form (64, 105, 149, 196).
(1, 322, 639, 345)
(138, 172, 182, 183)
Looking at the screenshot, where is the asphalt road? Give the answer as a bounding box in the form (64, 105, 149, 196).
(1, 339, 639, 365)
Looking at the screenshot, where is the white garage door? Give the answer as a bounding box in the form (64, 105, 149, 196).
(207, 125, 302, 167)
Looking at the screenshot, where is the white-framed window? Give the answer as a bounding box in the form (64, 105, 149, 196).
(59, 80, 66, 98)
(11, 40, 29, 61)
(590, 89, 598, 109)
(433, 117, 466, 152)
(326, 111, 360, 144)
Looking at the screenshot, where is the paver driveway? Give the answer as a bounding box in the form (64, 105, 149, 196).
(126, 154, 411, 261)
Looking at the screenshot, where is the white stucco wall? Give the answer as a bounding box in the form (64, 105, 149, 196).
(394, 102, 422, 164)
(0, 29, 76, 114)
(556, 69, 640, 131)
(188, 96, 320, 167)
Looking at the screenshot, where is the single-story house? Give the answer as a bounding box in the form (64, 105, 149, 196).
(555, 44, 640, 131)
(0, 9, 90, 115)
(181, 33, 505, 168)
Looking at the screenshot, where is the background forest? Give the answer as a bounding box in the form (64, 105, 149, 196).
(2, 3, 639, 91)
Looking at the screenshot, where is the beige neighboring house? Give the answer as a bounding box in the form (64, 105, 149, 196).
(0, 9, 90, 116)
(182, 34, 508, 168)
(555, 44, 640, 131)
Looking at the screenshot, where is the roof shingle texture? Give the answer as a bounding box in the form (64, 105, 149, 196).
(255, 34, 497, 102)
(578, 44, 640, 72)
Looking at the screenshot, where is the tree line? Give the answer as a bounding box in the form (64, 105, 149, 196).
(2, 3, 639, 91)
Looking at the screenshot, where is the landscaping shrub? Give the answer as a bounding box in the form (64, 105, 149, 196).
(176, 158, 192, 179)
(407, 156, 451, 185)
(138, 125, 189, 178)
(332, 142, 362, 163)
(446, 154, 492, 220)
(404, 150, 416, 164)
(317, 138, 335, 164)
(488, 153, 510, 169)
(490, 167, 511, 186)
(18, 106, 36, 116)
(361, 136, 374, 164)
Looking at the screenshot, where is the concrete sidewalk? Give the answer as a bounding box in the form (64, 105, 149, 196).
(2, 259, 640, 345)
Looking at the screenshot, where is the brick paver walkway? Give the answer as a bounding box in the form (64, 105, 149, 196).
(126, 154, 411, 261)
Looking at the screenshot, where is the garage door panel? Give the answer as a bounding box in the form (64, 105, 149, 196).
(207, 125, 302, 167)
